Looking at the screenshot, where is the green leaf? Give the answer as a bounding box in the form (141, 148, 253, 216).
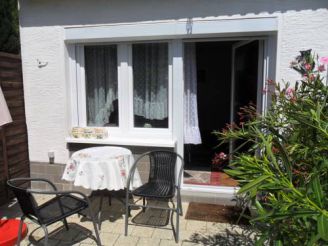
(224, 169, 244, 176)
(255, 233, 268, 246)
(237, 175, 270, 194)
(317, 214, 328, 241)
(251, 211, 319, 222)
(273, 240, 283, 246)
(307, 233, 320, 246)
(311, 175, 323, 208)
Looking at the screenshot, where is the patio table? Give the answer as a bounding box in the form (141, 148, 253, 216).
(62, 146, 142, 229)
(62, 146, 141, 190)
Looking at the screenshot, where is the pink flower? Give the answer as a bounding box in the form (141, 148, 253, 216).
(286, 87, 296, 102)
(286, 87, 294, 96)
(309, 73, 315, 81)
(218, 152, 227, 159)
(212, 152, 228, 165)
(319, 57, 328, 65)
(304, 63, 311, 71)
(318, 64, 326, 72)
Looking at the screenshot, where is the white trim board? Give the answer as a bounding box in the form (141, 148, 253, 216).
(65, 17, 278, 43)
(66, 137, 176, 148)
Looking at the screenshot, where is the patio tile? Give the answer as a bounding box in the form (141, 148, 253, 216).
(131, 226, 154, 238)
(151, 228, 174, 240)
(178, 219, 188, 230)
(179, 230, 202, 241)
(206, 222, 227, 232)
(159, 239, 181, 245)
(99, 232, 120, 245)
(137, 237, 161, 246)
(185, 220, 207, 232)
(111, 222, 135, 235)
(114, 235, 139, 246)
(181, 242, 200, 246)
(98, 221, 116, 232)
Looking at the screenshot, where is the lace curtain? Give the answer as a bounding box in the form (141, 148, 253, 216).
(85, 45, 118, 126)
(133, 43, 168, 120)
(184, 43, 202, 144)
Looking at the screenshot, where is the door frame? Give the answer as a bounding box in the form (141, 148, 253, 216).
(229, 40, 264, 156)
(180, 35, 277, 194)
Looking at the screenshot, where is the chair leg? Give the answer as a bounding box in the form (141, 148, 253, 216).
(63, 218, 69, 231)
(125, 203, 129, 236)
(89, 207, 102, 246)
(108, 194, 112, 206)
(98, 193, 104, 230)
(177, 189, 183, 216)
(41, 225, 48, 246)
(175, 207, 180, 243)
(16, 216, 25, 246)
(142, 197, 146, 212)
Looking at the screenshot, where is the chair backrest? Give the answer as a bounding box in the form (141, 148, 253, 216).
(148, 151, 178, 186)
(7, 179, 39, 219)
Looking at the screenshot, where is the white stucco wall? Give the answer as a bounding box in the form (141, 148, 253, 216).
(19, 0, 328, 164)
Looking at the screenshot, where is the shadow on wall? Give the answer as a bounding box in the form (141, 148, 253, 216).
(19, 0, 328, 27)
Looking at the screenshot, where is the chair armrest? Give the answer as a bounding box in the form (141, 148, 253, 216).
(7, 177, 58, 191)
(27, 189, 93, 207)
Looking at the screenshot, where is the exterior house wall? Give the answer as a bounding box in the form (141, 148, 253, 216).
(19, 0, 328, 164)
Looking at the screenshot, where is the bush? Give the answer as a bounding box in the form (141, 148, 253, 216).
(214, 50, 328, 245)
(0, 0, 20, 54)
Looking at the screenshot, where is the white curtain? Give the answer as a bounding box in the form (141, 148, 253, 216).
(133, 43, 168, 120)
(85, 46, 118, 126)
(184, 43, 202, 144)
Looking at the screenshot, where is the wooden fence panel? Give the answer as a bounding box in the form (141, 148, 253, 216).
(0, 52, 30, 205)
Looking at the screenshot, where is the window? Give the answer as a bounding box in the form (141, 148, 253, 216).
(74, 42, 171, 137)
(84, 45, 118, 127)
(132, 43, 169, 128)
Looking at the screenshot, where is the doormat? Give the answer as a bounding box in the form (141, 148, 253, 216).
(185, 202, 250, 225)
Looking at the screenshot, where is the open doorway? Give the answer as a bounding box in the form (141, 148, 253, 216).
(183, 40, 262, 187)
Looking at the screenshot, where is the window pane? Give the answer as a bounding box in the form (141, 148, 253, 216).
(85, 45, 118, 127)
(132, 43, 168, 128)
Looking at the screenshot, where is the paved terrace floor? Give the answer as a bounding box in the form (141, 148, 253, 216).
(1, 195, 256, 246)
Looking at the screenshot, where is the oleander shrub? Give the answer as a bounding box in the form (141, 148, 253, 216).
(214, 50, 328, 245)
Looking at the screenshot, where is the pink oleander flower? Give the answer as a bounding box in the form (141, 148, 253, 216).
(212, 152, 228, 165)
(318, 65, 326, 72)
(319, 56, 328, 65)
(286, 87, 296, 102)
(309, 73, 315, 81)
(218, 152, 227, 159)
(304, 63, 312, 71)
(286, 87, 294, 96)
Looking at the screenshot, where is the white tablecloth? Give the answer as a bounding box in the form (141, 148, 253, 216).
(62, 147, 142, 191)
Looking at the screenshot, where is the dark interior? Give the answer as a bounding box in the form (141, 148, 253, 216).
(184, 40, 259, 173)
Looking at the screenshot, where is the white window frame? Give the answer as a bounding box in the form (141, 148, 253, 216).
(72, 41, 174, 140)
(127, 41, 173, 137)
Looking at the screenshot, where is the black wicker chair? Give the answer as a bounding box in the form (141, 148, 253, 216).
(125, 150, 184, 242)
(7, 178, 101, 246)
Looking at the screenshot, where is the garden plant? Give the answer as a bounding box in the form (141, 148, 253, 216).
(214, 50, 328, 245)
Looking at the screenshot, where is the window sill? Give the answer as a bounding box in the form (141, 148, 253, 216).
(65, 137, 176, 148)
